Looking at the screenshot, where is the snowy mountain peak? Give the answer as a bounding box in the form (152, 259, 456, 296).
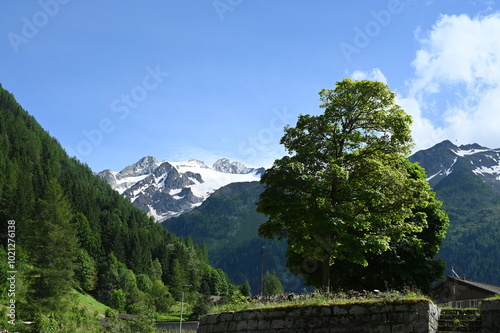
(213, 158, 254, 174)
(410, 141, 500, 189)
(171, 159, 210, 170)
(98, 156, 263, 221)
(452, 143, 490, 157)
(116, 156, 159, 179)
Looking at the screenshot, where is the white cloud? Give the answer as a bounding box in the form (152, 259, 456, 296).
(351, 68, 388, 84)
(396, 96, 447, 152)
(406, 13, 500, 150)
(411, 13, 500, 94)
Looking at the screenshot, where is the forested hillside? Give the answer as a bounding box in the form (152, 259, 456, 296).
(0, 84, 236, 332)
(429, 163, 500, 284)
(410, 141, 500, 286)
(163, 182, 303, 295)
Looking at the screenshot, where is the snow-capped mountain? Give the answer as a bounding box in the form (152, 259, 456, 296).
(410, 140, 500, 190)
(410, 140, 500, 285)
(98, 157, 263, 221)
(212, 158, 264, 174)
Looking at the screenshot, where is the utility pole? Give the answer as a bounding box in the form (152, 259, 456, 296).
(180, 284, 192, 333)
(260, 246, 265, 295)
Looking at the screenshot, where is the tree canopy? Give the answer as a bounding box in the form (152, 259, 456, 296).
(285, 160, 449, 293)
(257, 78, 447, 291)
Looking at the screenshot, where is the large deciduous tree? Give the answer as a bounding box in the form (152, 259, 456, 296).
(257, 79, 445, 291)
(285, 160, 449, 293)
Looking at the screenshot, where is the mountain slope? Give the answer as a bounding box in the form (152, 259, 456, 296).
(409, 140, 500, 285)
(164, 182, 266, 250)
(162, 181, 303, 294)
(99, 158, 263, 221)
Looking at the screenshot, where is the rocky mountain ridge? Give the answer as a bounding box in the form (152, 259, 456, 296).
(410, 140, 500, 190)
(410, 140, 500, 284)
(98, 157, 263, 221)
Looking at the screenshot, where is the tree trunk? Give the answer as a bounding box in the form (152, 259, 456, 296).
(322, 253, 331, 293)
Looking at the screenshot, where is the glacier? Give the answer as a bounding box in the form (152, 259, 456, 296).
(98, 157, 263, 221)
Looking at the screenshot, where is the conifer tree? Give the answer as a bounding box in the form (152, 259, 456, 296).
(74, 248, 98, 292)
(25, 178, 78, 311)
(240, 280, 252, 297)
(262, 272, 284, 296)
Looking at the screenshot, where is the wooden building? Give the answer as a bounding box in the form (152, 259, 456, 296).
(433, 276, 500, 308)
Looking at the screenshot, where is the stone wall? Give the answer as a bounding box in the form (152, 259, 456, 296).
(482, 299, 500, 333)
(198, 299, 440, 333)
(156, 321, 199, 332)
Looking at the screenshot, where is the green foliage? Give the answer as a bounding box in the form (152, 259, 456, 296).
(202, 266, 230, 296)
(0, 290, 109, 332)
(148, 258, 163, 282)
(24, 179, 79, 313)
(257, 79, 443, 291)
(136, 274, 153, 294)
(439, 219, 500, 284)
(0, 245, 8, 296)
(189, 293, 213, 321)
(74, 248, 98, 292)
(168, 259, 187, 300)
(209, 290, 429, 314)
(151, 280, 175, 313)
(73, 290, 110, 317)
(109, 289, 126, 312)
(408, 143, 500, 286)
(103, 304, 157, 333)
(429, 166, 500, 285)
(286, 161, 449, 294)
(72, 212, 101, 258)
(262, 272, 284, 296)
(240, 280, 252, 297)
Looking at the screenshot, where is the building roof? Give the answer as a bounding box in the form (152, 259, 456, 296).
(438, 276, 500, 295)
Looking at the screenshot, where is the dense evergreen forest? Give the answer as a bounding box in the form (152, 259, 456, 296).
(408, 143, 500, 286)
(432, 163, 500, 284)
(164, 182, 299, 295)
(0, 84, 239, 332)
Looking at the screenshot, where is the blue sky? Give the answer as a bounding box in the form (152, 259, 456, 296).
(1, 1, 499, 172)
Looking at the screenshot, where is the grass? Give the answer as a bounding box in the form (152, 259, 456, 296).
(485, 294, 500, 300)
(155, 301, 193, 321)
(72, 290, 110, 318)
(72, 291, 196, 322)
(209, 290, 431, 314)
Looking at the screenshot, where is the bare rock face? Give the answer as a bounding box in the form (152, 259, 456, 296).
(98, 157, 262, 221)
(410, 140, 500, 190)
